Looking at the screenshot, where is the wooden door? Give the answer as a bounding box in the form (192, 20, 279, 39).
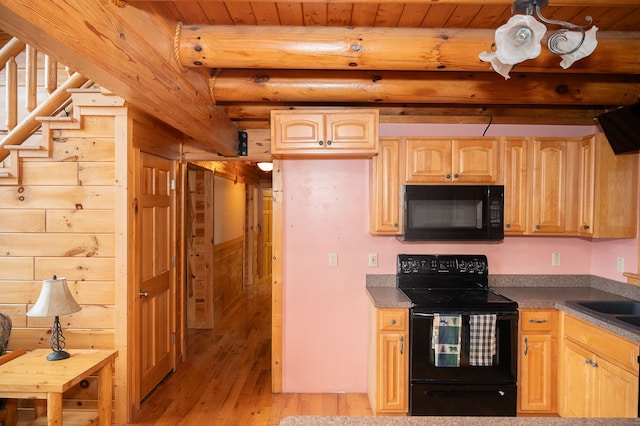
(452, 138, 500, 183)
(504, 138, 528, 234)
(530, 139, 567, 234)
(560, 339, 593, 417)
(271, 111, 325, 151)
(370, 138, 401, 234)
(596, 357, 638, 417)
(519, 333, 553, 411)
(404, 139, 452, 183)
(260, 188, 273, 280)
(325, 111, 377, 150)
(138, 152, 174, 399)
(577, 136, 595, 237)
(186, 167, 214, 329)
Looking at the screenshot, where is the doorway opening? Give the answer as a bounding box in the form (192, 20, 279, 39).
(184, 163, 272, 336)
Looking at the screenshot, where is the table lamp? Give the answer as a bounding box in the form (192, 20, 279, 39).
(27, 275, 82, 361)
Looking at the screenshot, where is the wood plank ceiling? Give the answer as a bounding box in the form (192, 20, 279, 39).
(1, 0, 639, 154)
(129, 0, 640, 129)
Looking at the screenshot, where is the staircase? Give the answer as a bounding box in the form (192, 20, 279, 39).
(0, 36, 92, 185)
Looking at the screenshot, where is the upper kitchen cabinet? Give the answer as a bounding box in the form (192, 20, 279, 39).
(370, 138, 402, 235)
(503, 138, 528, 235)
(504, 134, 638, 238)
(528, 138, 578, 235)
(404, 138, 501, 184)
(577, 133, 638, 238)
(270, 109, 379, 158)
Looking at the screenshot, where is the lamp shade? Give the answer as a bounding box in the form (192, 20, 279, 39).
(494, 14, 547, 65)
(257, 162, 273, 172)
(558, 26, 598, 69)
(27, 276, 81, 318)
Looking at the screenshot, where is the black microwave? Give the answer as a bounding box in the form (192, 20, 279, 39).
(400, 185, 504, 242)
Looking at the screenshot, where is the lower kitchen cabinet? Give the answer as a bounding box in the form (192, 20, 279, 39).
(518, 309, 557, 414)
(560, 314, 639, 417)
(367, 303, 408, 415)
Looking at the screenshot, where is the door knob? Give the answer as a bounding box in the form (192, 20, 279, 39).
(139, 290, 150, 297)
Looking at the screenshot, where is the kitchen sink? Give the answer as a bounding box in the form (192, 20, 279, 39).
(565, 300, 640, 333)
(573, 300, 640, 315)
(615, 315, 640, 328)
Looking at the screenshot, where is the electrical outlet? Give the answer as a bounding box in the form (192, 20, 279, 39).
(552, 252, 561, 267)
(617, 257, 625, 273)
(368, 253, 378, 267)
(329, 253, 338, 267)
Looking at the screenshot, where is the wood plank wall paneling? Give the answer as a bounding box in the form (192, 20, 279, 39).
(213, 236, 244, 322)
(0, 100, 117, 414)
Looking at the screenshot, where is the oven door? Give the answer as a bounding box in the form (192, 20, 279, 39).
(410, 310, 517, 383)
(409, 310, 518, 416)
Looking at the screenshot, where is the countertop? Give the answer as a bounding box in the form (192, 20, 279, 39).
(365, 274, 640, 344)
(280, 416, 640, 425)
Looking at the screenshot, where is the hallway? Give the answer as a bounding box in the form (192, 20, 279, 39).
(131, 282, 372, 425)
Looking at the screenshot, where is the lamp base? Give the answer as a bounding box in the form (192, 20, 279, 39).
(46, 350, 71, 361)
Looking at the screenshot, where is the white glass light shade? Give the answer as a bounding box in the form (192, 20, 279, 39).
(478, 51, 514, 80)
(27, 277, 81, 317)
(558, 26, 598, 69)
(257, 162, 273, 172)
(494, 14, 547, 65)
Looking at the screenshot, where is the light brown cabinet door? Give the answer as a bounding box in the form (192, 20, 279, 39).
(504, 138, 528, 234)
(596, 356, 639, 417)
(560, 339, 593, 417)
(530, 139, 568, 234)
(271, 112, 325, 150)
(520, 333, 553, 412)
(452, 138, 500, 183)
(378, 332, 407, 412)
(325, 112, 377, 150)
(370, 138, 401, 234)
(404, 139, 452, 183)
(577, 136, 595, 236)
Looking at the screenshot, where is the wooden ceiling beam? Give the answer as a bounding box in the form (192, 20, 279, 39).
(0, 0, 239, 155)
(178, 25, 640, 74)
(223, 104, 608, 126)
(127, 0, 640, 7)
(209, 70, 639, 106)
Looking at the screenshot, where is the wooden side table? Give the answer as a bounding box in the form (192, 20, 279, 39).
(0, 349, 118, 426)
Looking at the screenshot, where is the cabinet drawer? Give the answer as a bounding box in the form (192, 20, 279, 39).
(378, 309, 407, 332)
(521, 309, 554, 332)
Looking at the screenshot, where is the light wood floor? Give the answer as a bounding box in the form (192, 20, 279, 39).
(130, 281, 372, 425)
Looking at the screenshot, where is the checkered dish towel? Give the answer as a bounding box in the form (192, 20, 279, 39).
(469, 314, 497, 366)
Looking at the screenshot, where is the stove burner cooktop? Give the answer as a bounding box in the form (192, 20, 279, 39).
(397, 254, 518, 312)
(400, 287, 518, 312)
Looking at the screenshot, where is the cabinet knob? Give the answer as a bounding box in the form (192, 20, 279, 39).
(583, 224, 590, 230)
(506, 224, 511, 229)
(536, 225, 541, 230)
(453, 173, 459, 178)
(446, 174, 451, 179)
(318, 140, 323, 146)
(391, 319, 396, 325)
(327, 140, 332, 146)
(585, 358, 592, 365)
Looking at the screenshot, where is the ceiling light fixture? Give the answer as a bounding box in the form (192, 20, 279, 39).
(479, 0, 598, 79)
(257, 162, 273, 172)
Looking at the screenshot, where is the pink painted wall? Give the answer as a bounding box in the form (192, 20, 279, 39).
(281, 124, 639, 393)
